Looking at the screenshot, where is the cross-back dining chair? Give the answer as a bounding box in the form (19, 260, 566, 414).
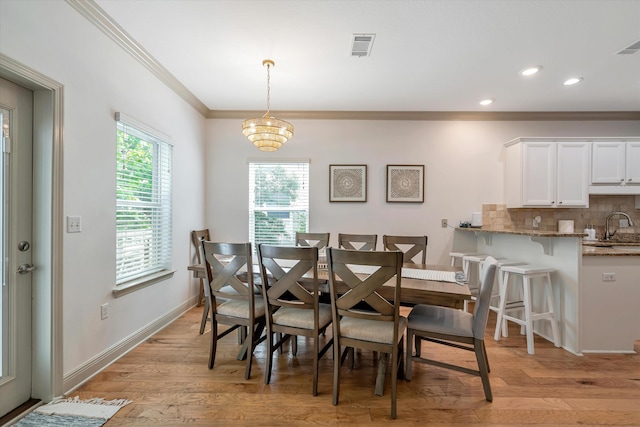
(338, 233, 377, 251)
(295, 232, 330, 250)
(256, 244, 334, 396)
(382, 235, 428, 264)
(327, 248, 406, 419)
(191, 229, 211, 334)
(201, 241, 266, 380)
(405, 256, 498, 402)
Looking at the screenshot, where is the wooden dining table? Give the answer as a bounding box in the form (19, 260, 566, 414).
(188, 261, 470, 396)
(187, 262, 470, 309)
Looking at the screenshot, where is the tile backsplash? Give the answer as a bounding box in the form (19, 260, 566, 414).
(482, 196, 639, 241)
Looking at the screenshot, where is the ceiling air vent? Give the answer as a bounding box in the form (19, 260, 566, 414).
(351, 34, 375, 57)
(616, 38, 640, 55)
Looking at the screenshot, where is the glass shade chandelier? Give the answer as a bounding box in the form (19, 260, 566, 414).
(242, 59, 294, 152)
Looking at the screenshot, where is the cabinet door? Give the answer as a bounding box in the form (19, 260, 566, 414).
(522, 142, 555, 206)
(556, 142, 589, 207)
(591, 142, 625, 184)
(626, 142, 640, 184)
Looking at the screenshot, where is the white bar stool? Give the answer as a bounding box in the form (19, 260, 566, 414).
(493, 264, 561, 354)
(461, 254, 488, 311)
(449, 251, 480, 269)
(462, 256, 525, 313)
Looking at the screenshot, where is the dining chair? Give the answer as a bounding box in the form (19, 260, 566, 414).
(327, 248, 406, 419)
(257, 244, 334, 396)
(201, 241, 266, 380)
(338, 233, 377, 251)
(382, 235, 428, 264)
(295, 232, 330, 250)
(405, 256, 498, 402)
(191, 229, 211, 334)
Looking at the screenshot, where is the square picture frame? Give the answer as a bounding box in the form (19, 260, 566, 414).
(386, 164, 425, 203)
(329, 164, 367, 202)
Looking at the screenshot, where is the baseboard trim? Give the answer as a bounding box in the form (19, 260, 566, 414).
(63, 297, 197, 394)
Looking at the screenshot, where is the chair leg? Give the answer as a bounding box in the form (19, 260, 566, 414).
(208, 319, 218, 369)
(474, 339, 493, 402)
(414, 334, 422, 357)
(522, 276, 535, 355)
(333, 340, 341, 406)
(265, 330, 274, 385)
(405, 328, 414, 381)
(391, 346, 398, 419)
(397, 339, 405, 380)
(483, 341, 490, 373)
(494, 271, 509, 341)
(544, 272, 561, 348)
(312, 336, 319, 396)
(292, 335, 298, 356)
(199, 297, 210, 335)
(244, 323, 254, 380)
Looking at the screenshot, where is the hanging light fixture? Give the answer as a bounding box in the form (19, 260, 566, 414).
(242, 59, 294, 152)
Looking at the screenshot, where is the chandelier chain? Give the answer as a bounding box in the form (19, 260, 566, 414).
(265, 62, 271, 118)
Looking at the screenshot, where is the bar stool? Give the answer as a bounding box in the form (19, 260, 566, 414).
(449, 252, 482, 280)
(493, 264, 561, 354)
(462, 256, 525, 313)
(461, 254, 487, 311)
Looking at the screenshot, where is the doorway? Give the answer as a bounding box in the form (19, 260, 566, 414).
(0, 78, 34, 417)
(0, 54, 64, 418)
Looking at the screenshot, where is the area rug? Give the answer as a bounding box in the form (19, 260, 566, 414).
(13, 396, 132, 427)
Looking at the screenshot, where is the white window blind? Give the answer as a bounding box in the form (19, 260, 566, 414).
(116, 113, 172, 285)
(249, 160, 309, 248)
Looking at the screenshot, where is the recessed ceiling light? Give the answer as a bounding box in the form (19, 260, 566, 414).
(563, 77, 583, 86)
(521, 66, 542, 76)
(479, 99, 494, 106)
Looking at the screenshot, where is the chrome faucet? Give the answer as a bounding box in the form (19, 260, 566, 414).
(603, 211, 635, 241)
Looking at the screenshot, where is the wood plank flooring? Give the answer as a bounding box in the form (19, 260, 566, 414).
(70, 307, 640, 426)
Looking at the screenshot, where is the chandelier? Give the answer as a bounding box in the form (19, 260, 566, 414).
(242, 59, 294, 152)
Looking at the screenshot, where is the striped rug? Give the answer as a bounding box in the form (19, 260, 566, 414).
(14, 397, 131, 427)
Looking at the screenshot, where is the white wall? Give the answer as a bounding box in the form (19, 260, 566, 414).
(1, 1, 207, 378)
(2, 0, 640, 392)
(206, 119, 640, 264)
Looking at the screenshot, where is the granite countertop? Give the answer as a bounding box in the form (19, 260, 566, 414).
(456, 227, 640, 256)
(582, 240, 640, 256)
(456, 227, 586, 238)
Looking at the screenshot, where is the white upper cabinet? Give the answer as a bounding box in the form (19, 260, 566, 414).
(505, 138, 589, 208)
(592, 141, 628, 183)
(626, 142, 640, 184)
(590, 139, 640, 193)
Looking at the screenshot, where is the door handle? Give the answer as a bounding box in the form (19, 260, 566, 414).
(17, 263, 36, 274)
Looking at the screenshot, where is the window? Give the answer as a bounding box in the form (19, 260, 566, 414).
(115, 113, 172, 287)
(249, 160, 309, 248)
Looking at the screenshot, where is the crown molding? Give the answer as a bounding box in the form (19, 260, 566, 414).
(208, 110, 640, 121)
(65, 0, 209, 117)
(65, 1, 640, 123)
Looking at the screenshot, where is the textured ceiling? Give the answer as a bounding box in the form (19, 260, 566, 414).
(95, 0, 640, 113)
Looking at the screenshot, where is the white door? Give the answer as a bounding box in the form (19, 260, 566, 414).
(522, 141, 556, 206)
(591, 141, 626, 184)
(626, 142, 640, 185)
(556, 141, 589, 207)
(0, 77, 34, 417)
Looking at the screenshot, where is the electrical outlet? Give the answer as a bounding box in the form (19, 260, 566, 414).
(602, 273, 616, 282)
(441, 219, 448, 228)
(101, 303, 109, 320)
(67, 216, 82, 233)
(620, 218, 629, 228)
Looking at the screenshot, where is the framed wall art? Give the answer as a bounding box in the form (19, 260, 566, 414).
(386, 164, 424, 203)
(329, 164, 367, 202)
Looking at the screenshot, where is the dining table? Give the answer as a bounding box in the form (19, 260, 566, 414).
(187, 260, 470, 396)
(188, 262, 470, 308)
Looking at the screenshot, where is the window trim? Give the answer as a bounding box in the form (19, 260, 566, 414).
(248, 159, 310, 249)
(114, 112, 173, 293)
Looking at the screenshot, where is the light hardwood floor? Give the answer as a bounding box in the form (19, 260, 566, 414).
(72, 307, 640, 426)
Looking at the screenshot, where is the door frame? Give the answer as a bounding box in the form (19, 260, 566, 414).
(0, 53, 64, 402)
